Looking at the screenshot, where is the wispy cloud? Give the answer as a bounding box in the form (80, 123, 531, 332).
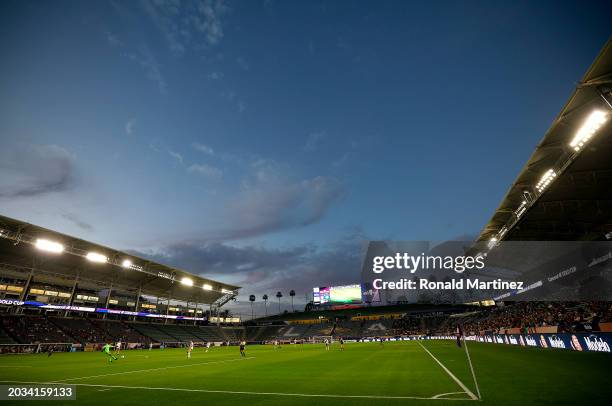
(125, 118, 136, 135)
(105, 31, 123, 47)
(134, 227, 365, 300)
(142, 0, 230, 55)
(207, 71, 223, 80)
(61, 212, 94, 231)
(304, 131, 326, 152)
(216, 159, 344, 240)
(0, 144, 75, 198)
(332, 152, 350, 168)
(188, 163, 223, 179)
(192, 142, 214, 155)
(168, 150, 184, 165)
(105, 30, 167, 94)
(126, 46, 167, 94)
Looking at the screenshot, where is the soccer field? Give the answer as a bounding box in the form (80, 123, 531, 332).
(0, 341, 610, 405)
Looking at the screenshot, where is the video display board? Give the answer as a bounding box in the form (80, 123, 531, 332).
(313, 284, 362, 304)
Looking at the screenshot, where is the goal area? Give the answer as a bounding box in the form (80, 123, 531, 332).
(310, 335, 333, 344)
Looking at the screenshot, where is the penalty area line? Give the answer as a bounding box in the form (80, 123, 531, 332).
(52, 357, 256, 383)
(0, 381, 476, 401)
(417, 342, 478, 401)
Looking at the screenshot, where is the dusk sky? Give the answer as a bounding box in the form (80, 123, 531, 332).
(1, 0, 610, 316)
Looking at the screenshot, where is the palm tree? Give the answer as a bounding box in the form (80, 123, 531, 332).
(289, 290, 296, 312)
(249, 295, 256, 320)
(276, 291, 283, 313)
(262, 294, 269, 316)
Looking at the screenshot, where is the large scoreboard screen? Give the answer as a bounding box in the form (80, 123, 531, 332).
(313, 284, 362, 304)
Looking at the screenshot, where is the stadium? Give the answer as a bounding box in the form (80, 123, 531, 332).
(1, 2, 611, 405)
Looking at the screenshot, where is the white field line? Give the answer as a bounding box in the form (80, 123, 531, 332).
(52, 357, 256, 383)
(0, 380, 476, 401)
(417, 342, 478, 401)
(462, 338, 482, 400)
(432, 392, 469, 399)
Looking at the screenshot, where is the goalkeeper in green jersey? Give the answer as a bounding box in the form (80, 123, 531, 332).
(103, 343, 118, 363)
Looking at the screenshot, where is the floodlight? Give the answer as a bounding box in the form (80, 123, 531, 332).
(514, 200, 528, 218)
(181, 277, 194, 286)
(221, 288, 232, 294)
(535, 169, 556, 193)
(121, 259, 133, 268)
(35, 239, 64, 254)
(487, 237, 498, 249)
(203, 284, 213, 291)
(569, 110, 608, 151)
(86, 252, 108, 263)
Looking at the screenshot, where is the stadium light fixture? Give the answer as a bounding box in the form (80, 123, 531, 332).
(569, 110, 608, 151)
(86, 252, 108, 263)
(221, 288, 232, 294)
(35, 238, 65, 254)
(180, 277, 194, 286)
(535, 169, 556, 193)
(203, 283, 213, 291)
(121, 259, 133, 268)
(487, 237, 498, 250)
(515, 200, 527, 218)
(499, 226, 508, 238)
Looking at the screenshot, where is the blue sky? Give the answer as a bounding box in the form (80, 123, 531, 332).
(0, 0, 610, 315)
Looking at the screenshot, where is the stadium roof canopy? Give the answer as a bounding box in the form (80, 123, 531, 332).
(478, 39, 612, 242)
(0, 214, 240, 305)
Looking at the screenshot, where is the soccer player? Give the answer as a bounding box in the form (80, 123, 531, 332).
(205, 341, 211, 352)
(47, 345, 54, 357)
(239, 341, 246, 357)
(102, 342, 118, 363)
(149, 342, 153, 351)
(187, 340, 194, 359)
(455, 324, 463, 348)
(115, 339, 122, 356)
(324, 338, 330, 350)
(339, 337, 345, 351)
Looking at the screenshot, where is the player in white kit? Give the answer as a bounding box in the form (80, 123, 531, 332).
(187, 340, 194, 359)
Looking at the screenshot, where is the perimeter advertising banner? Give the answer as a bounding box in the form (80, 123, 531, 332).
(463, 333, 612, 353)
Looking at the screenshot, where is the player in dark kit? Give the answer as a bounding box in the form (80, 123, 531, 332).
(239, 341, 246, 357)
(339, 337, 345, 351)
(455, 324, 463, 347)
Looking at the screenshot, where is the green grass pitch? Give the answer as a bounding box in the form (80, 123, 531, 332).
(0, 340, 610, 405)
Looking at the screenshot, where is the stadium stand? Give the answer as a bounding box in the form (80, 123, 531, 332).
(245, 325, 284, 341)
(129, 323, 179, 343)
(218, 327, 244, 341)
(0, 325, 16, 344)
(89, 319, 147, 342)
(1, 315, 74, 344)
(49, 317, 111, 344)
(190, 326, 225, 341)
(0, 301, 610, 346)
